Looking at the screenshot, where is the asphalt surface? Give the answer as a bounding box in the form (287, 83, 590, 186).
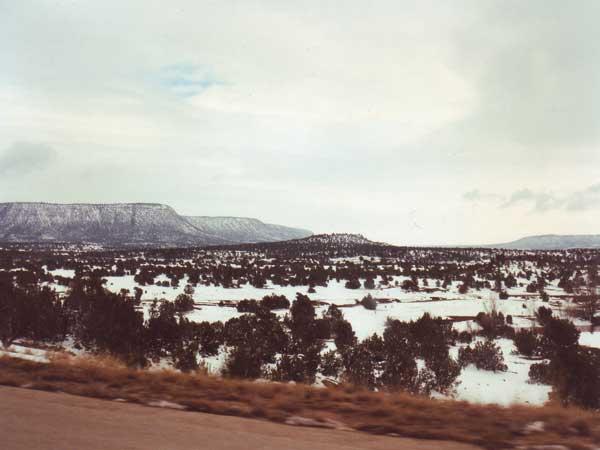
(0, 386, 480, 450)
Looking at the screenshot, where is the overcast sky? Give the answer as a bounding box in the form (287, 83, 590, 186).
(1, 1, 599, 245)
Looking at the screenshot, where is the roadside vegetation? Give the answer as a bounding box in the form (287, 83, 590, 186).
(1, 353, 599, 450)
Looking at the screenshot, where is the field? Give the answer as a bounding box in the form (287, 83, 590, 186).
(1, 235, 600, 408)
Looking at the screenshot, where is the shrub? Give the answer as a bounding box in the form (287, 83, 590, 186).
(401, 279, 419, 292)
(289, 293, 317, 348)
(236, 299, 260, 313)
(313, 318, 332, 339)
(540, 317, 580, 357)
(422, 355, 462, 395)
(550, 347, 600, 409)
(194, 321, 223, 356)
(345, 278, 361, 290)
(535, 306, 553, 326)
(343, 338, 382, 389)
(223, 345, 263, 379)
(260, 294, 290, 310)
(174, 294, 195, 313)
(513, 329, 540, 357)
(272, 344, 321, 384)
(360, 294, 377, 310)
(364, 277, 376, 290)
(475, 311, 505, 339)
(457, 331, 473, 344)
(320, 350, 343, 377)
(529, 362, 552, 384)
(333, 319, 356, 351)
(458, 341, 507, 372)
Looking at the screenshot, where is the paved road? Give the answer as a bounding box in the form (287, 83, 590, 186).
(0, 386, 480, 450)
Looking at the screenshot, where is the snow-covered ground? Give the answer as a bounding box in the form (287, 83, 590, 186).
(35, 263, 589, 407)
(0, 344, 50, 363)
(452, 339, 551, 406)
(579, 331, 600, 348)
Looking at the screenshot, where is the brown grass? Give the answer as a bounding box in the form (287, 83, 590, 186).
(1, 354, 599, 449)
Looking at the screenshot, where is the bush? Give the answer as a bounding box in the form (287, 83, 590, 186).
(535, 306, 553, 326)
(401, 279, 419, 292)
(333, 319, 356, 351)
(236, 299, 260, 313)
(513, 329, 540, 357)
(541, 317, 580, 357)
(174, 294, 195, 313)
(345, 278, 361, 289)
(260, 294, 290, 310)
(320, 350, 343, 377)
(272, 343, 321, 384)
(529, 362, 552, 384)
(459, 341, 507, 372)
(360, 294, 377, 310)
(343, 338, 383, 389)
(475, 311, 505, 339)
(550, 347, 600, 409)
(313, 318, 332, 339)
(422, 355, 462, 395)
(223, 345, 263, 379)
(364, 277, 376, 290)
(457, 331, 473, 344)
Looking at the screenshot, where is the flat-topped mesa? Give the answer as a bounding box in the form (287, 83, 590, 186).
(0, 202, 312, 247)
(0, 202, 217, 245)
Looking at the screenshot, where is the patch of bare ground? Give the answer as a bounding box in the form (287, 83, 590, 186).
(0, 354, 599, 449)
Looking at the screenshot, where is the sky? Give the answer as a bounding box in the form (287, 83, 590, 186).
(1, 0, 600, 246)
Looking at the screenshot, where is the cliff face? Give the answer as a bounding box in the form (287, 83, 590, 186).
(0, 203, 225, 245)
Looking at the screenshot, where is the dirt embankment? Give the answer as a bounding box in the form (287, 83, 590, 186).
(0, 355, 598, 449)
(0, 386, 477, 450)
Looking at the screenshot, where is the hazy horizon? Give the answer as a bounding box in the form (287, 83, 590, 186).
(2, 1, 600, 246)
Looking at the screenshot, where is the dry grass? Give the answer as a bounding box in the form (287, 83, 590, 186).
(1, 354, 599, 450)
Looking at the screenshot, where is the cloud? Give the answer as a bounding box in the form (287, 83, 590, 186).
(503, 190, 563, 212)
(565, 183, 600, 211)
(463, 189, 502, 203)
(154, 64, 225, 98)
(450, 0, 600, 151)
(0, 142, 57, 176)
(467, 184, 600, 213)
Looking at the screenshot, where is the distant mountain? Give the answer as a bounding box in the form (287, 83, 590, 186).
(0, 202, 311, 247)
(291, 233, 384, 246)
(485, 234, 600, 250)
(184, 216, 311, 243)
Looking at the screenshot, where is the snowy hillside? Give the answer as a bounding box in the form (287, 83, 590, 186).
(0, 202, 311, 247)
(185, 216, 311, 243)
